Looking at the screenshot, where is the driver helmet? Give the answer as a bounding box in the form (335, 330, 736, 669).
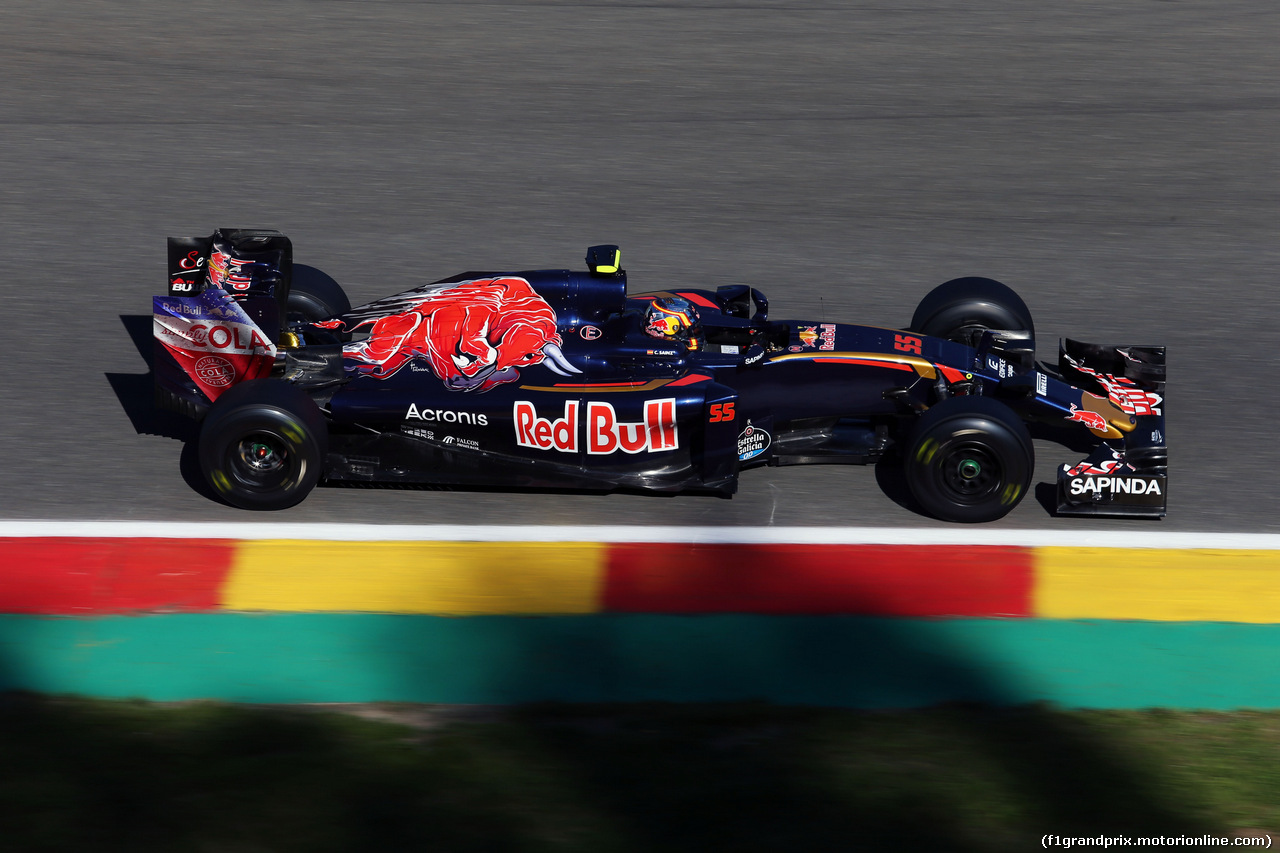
(644, 296, 701, 343)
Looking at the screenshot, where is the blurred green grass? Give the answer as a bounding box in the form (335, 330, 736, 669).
(0, 694, 1276, 851)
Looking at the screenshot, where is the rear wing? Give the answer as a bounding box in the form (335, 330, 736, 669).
(166, 230, 292, 299)
(155, 230, 292, 414)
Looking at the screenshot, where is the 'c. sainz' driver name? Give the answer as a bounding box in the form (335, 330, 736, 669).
(515, 399, 678, 455)
(1068, 476, 1162, 497)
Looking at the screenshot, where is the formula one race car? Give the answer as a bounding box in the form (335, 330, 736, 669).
(152, 230, 1166, 522)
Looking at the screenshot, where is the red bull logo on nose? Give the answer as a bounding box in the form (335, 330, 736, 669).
(798, 324, 836, 350)
(1065, 402, 1109, 433)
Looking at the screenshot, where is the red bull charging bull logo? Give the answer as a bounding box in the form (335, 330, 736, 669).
(1065, 403, 1109, 433)
(798, 324, 835, 350)
(334, 277, 579, 392)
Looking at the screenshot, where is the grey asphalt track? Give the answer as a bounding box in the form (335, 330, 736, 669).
(1, 0, 1275, 531)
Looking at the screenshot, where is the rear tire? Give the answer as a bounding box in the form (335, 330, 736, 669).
(288, 265, 351, 323)
(909, 276, 1034, 346)
(198, 379, 327, 510)
(904, 396, 1034, 523)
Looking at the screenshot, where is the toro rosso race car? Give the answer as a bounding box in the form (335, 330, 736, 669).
(152, 229, 1166, 522)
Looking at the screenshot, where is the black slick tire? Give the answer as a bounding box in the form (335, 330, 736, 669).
(909, 277, 1034, 346)
(198, 379, 328, 510)
(904, 396, 1034, 523)
(288, 266, 351, 323)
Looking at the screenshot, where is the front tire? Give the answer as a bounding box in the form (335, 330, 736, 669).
(198, 380, 328, 510)
(904, 396, 1034, 523)
(909, 276, 1034, 347)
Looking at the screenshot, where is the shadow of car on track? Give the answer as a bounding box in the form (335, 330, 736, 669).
(107, 314, 195, 445)
(106, 314, 220, 504)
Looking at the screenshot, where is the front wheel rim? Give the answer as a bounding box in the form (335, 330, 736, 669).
(948, 324, 991, 347)
(939, 443, 1002, 503)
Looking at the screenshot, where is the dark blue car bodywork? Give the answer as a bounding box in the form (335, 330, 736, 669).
(154, 231, 1167, 520)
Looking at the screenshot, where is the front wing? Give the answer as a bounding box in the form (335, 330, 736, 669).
(1054, 339, 1167, 518)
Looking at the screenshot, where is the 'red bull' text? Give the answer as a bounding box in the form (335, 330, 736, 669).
(514, 399, 679, 455)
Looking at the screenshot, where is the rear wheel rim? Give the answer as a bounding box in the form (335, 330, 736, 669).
(231, 431, 293, 490)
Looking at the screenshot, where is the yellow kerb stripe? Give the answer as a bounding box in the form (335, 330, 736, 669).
(1035, 548, 1280, 622)
(223, 541, 605, 615)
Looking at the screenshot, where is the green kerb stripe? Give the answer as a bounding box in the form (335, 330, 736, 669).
(1, 614, 1277, 709)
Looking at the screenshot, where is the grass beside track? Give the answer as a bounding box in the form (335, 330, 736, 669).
(1, 694, 1277, 852)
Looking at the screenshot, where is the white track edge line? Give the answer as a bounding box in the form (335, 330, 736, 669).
(0, 521, 1277, 549)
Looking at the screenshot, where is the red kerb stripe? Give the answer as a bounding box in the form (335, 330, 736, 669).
(0, 538, 236, 614)
(603, 544, 1033, 617)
